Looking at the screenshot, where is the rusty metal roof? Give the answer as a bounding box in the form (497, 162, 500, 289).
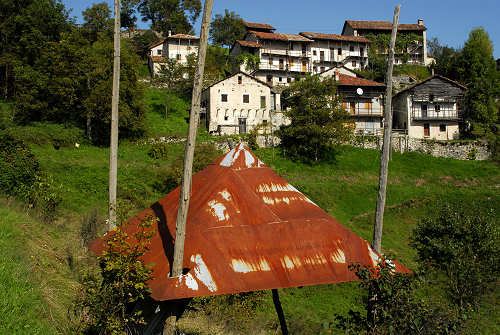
(89, 144, 409, 301)
(299, 32, 372, 43)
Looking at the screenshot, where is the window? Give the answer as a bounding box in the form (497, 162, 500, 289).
(224, 115, 229, 121)
(320, 50, 324, 61)
(176, 54, 181, 60)
(352, 61, 357, 67)
(440, 124, 446, 132)
(435, 104, 441, 113)
(157, 49, 162, 55)
(320, 66, 325, 72)
(394, 58, 399, 64)
(279, 58, 284, 69)
(263, 120, 268, 124)
(243, 94, 249, 103)
(338, 48, 342, 55)
(260, 96, 266, 108)
(360, 47, 364, 55)
(238, 76, 242, 84)
(289, 58, 294, 67)
(421, 104, 428, 117)
(266, 75, 273, 83)
(287, 77, 291, 83)
(313, 50, 317, 56)
(349, 46, 354, 52)
(221, 94, 227, 102)
(279, 77, 283, 82)
(268, 57, 273, 65)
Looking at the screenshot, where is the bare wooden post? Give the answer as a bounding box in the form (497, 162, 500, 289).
(171, 0, 213, 278)
(372, 5, 400, 253)
(272, 289, 289, 335)
(108, 0, 121, 227)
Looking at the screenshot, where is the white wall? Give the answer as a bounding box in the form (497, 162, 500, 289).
(165, 39, 199, 65)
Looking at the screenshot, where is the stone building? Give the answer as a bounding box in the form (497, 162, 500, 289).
(148, 32, 199, 77)
(201, 72, 284, 135)
(392, 75, 466, 140)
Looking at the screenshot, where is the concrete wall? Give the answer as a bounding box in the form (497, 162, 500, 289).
(165, 39, 198, 65)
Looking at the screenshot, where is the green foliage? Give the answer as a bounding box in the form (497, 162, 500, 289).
(138, 0, 202, 36)
(428, 37, 461, 81)
(82, 2, 113, 43)
(411, 201, 500, 310)
(131, 30, 162, 60)
(204, 45, 232, 85)
(7, 122, 86, 147)
(154, 143, 221, 194)
(73, 213, 155, 334)
(278, 75, 351, 162)
(235, 53, 260, 73)
(335, 261, 460, 335)
(209, 9, 245, 48)
(148, 141, 169, 160)
(0, 101, 14, 129)
(0, 132, 40, 197)
(21, 174, 63, 223)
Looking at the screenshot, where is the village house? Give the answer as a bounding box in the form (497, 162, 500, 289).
(148, 32, 199, 77)
(320, 67, 385, 135)
(299, 32, 371, 72)
(231, 23, 313, 87)
(392, 75, 466, 140)
(200, 72, 285, 135)
(341, 19, 431, 65)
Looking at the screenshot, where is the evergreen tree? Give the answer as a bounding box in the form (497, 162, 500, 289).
(209, 9, 245, 48)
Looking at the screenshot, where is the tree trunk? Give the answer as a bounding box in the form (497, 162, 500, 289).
(108, 0, 121, 228)
(372, 5, 400, 254)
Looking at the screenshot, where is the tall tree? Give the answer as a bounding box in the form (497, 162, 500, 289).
(121, 0, 139, 30)
(458, 28, 500, 128)
(427, 37, 460, 81)
(138, 0, 201, 36)
(209, 9, 245, 48)
(82, 2, 113, 42)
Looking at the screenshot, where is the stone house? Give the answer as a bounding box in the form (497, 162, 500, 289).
(201, 72, 284, 135)
(230, 27, 313, 87)
(298, 32, 371, 72)
(148, 32, 199, 77)
(341, 19, 431, 65)
(320, 67, 385, 135)
(392, 75, 466, 140)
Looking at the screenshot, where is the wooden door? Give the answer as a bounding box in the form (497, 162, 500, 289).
(350, 102, 356, 115)
(238, 118, 247, 134)
(302, 60, 307, 72)
(424, 123, 430, 136)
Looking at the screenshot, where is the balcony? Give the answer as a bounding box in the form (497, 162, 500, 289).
(411, 110, 459, 120)
(345, 106, 384, 116)
(259, 63, 309, 73)
(261, 49, 310, 58)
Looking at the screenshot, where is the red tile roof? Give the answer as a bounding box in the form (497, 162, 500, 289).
(338, 74, 385, 87)
(249, 30, 312, 42)
(236, 40, 263, 48)
(300, 32, 371, 43)
(393, 75, 466, 97)
(244, 21, 276, 31)
(168, 33, 200, 40)
(89, 145, 409, 301)
(345, 20, 427, 31)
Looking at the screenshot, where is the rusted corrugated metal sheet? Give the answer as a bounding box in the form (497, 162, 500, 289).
(89, 144, 410, 301)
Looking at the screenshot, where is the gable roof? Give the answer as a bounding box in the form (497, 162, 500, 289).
(167, 33, 199, 40)
(203, 72, 273, 91)
(244, 21, 276, 31)
(299, 32, 371, 43)
(393, 75, 466, 98)
(149, 39, 165, 50)
(249, 30, 313, 42)
(343, 20, 427, 34)
(89, 144, 409, 301)
(338, 74, 385, 87)
(235, 40, 263, 48)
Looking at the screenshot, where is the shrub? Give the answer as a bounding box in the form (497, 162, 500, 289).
(411, 201, 500, 311)
(73, 213, 155, 334)
(154, 143, 221, 194)
(21, 174, 63, 222)
(7, 122, 86, 147)
(148, 141, 169, 160)
(335, 260, 460, 335)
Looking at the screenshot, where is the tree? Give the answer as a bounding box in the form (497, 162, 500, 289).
(131, 29, 161, 59)
(427, 37, 461, 81)
(82, 2, 113, 43)
(278, 75, 352, 162)
(209, 9, 245, 48)
(121, 0, 139, 30)
(154, 58, 186, 89)
(458, 28, 500, 129)
(137, 0, 202, 36)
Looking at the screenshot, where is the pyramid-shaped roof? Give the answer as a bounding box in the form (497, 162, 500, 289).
(90, 144, 409, 301)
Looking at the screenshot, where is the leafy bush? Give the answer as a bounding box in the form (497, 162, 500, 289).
(73, 214, 155, 334)
(154, 143, 221, 194)
(411, 201, 500, 311)
(7, 122, 86, 147)
(21, 174, 63, 222)
(0, 131, 40, 196)
(148, 141, 169, 160)
(335, 260, 460, 335)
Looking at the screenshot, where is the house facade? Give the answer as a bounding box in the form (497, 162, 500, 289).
(231, 28, 313, 87)
(342, 19, 430, 65)
(392, 75, 466, 140)
(201, 72, 284, 135)
(148, 33, 199, 77)
(320, 67, 385, 135)
(299, 32, 371, 72)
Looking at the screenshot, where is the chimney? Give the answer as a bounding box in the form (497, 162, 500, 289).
(431, 68, 435, 76)
(334, 71, 339, 81)
(168, 30, 172, 37)
(418, 18, 423, 26)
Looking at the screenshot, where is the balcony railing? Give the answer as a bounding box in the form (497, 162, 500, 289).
(345, 107, 384, 116)
(261, 49, 310, 58)
(259, 63, 309, 73)
(411, 110, 459, 120)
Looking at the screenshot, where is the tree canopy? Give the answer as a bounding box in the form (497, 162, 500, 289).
(209, 9, 245, 48)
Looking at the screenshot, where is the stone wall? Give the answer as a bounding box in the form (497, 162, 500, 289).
(352, 135, 491, 160)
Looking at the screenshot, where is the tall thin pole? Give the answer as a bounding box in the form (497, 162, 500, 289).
(171, 0, 213, 278)
(108, 0, 121, 227)
(372, 5, 400, 253)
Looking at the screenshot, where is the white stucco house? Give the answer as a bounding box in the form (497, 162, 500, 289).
(201, 72, 285, 135)
(392, 75, 466, 140)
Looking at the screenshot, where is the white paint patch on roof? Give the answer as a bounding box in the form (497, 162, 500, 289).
(219, 147, 236, 167)
(230, 258, 271, 273)
(218, 189, 231, 201)
(191, 254, 218, 292)
(175, 272, 199, 291)
(304, 254, 328, 266)
(330, 249, 346, 264)
(207, 200, 229, 221)
(281, 255, 302, 270)
(367, 242, 381, 267)
(244, 150, 255, 168)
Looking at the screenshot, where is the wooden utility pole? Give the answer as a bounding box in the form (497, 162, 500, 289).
(272, 289, 289, 335)
(372, 5, 400, 253)
(108, 0, 121, 227)
(171, 0, 213, 278)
